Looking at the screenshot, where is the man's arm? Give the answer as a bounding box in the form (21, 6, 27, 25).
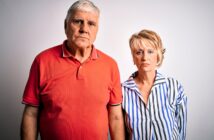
(21, 105, 39, 140)
(108, 104, 125, 140)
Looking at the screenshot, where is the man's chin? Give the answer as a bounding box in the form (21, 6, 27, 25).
(76, 40, 91, 47)
(76, 43, 91, 49)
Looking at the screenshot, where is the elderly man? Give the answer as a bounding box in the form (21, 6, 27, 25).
(21, 0, 125, 140)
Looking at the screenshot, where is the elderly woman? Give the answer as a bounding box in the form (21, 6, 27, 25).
(122, 29, 187, 140)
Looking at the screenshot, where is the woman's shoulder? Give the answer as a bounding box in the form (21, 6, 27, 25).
(166, 76, 183, 88)
(157, 72, 182, 86)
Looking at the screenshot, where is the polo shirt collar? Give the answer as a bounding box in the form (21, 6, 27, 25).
(62, 40, 98, 60)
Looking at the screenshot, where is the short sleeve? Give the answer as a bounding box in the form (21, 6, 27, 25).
(22, 58, 40, 106)
(108, 61, 122, 105)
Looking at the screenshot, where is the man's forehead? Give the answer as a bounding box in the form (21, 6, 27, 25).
(71, 11, 99, 22)
(72, 10, 99, 17)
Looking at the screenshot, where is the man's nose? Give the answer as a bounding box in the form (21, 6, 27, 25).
(79, 22, 89, 33)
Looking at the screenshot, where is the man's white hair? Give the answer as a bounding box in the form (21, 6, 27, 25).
(65, 0, 100, 23)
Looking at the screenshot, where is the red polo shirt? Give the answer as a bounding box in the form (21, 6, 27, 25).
(22, 41, 122, 140)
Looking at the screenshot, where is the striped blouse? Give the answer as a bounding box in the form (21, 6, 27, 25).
(122, 72, 187, 140)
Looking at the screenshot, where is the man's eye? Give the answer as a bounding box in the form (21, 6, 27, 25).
(72, 19, 83, 25)
(88, 21, 96, 26)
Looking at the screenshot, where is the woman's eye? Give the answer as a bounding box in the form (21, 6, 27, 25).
(148, 50, 154, 54)
(136, 51, 143, 55)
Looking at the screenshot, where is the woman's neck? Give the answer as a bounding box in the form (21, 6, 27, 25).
(135, 70, 156, 85)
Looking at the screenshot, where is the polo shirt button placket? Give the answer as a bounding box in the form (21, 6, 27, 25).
(77, 65, 84, 80)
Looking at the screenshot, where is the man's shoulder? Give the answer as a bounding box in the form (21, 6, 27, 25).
(96, 49, 117, 64)
(35, 44, 62, 60)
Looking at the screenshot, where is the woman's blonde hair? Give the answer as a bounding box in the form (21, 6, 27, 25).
(129, 29, 165, 67)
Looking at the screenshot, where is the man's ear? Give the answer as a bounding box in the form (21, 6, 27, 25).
(64, 19, 67, 30)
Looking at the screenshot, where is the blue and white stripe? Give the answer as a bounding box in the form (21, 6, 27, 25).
(122, 72, 187, 140)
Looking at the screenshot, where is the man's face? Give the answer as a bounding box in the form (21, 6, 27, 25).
(65, 10, 99, 49)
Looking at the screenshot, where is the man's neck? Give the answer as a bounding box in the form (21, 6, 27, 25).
(66, 42, 92, 63)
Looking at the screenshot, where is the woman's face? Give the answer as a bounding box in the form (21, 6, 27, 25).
(132, 41, 158, 73)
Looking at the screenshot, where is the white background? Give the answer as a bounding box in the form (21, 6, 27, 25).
(0, 0, 214, 139)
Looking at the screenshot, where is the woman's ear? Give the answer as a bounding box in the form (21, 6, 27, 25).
(133, 57, 136, 65)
